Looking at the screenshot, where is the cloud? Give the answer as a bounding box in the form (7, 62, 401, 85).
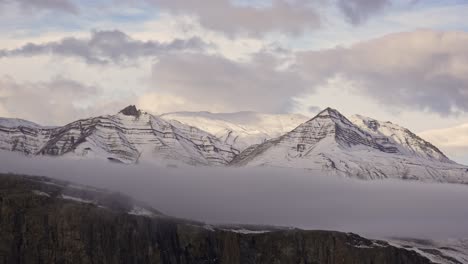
(420, 124, 468, 165)
(0, 30, 210, 64)
(0, 0, 78, 13)
(296, 30, 468, 115)
(1, 151, 468, 239)
(0, 76, 108, 125)
(307, 105, 322, 113)
(337, 0, 390, 25)
(148, 52, 309, 113)
(142, 0, 323, 36)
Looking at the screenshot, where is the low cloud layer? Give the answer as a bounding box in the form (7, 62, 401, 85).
(1, 152, 467, 240)
(0, 30, 209, 64)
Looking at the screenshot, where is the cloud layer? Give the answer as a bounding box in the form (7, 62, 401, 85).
(296, 30, 468, 115)
(421, 124, 468, 163)
(145, 0, 323, 36)
(1, 152, 467, 239)
(148, 52, 309, 113)
(2, 29, 468, 122)
(0, 76, 116, 125)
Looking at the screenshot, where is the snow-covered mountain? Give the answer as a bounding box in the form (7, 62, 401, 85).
(0, 106, 239, 166)
(1, 106, 468, 183)
(160, 111, 309, 151)
(230, 108, 468, 183)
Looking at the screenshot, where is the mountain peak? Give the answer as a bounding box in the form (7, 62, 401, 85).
(119, 105, 141, 117)
(308, 107, 354, 127)
(315, 107, 343, 118)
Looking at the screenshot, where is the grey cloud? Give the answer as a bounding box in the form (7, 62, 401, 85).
(150, 52, 309, 113)
(141, 0, 397, 34)
(1, 151, 468, 239)
(144, 0, 323, 35)
(0, 76, 106, 125)
(296, 30, 468, 115)
(337, 0, 390, 25)
(308, 106, 322, 113)
(1, 30, 210, 64)
(0, 0, 78, 13)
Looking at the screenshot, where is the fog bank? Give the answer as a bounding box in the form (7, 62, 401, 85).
(1, 152, 467, 239)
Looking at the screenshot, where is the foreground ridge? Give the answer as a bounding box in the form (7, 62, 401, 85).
(0, 173, 435, 264)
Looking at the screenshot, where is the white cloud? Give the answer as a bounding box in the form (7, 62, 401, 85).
(148, 52, 309, 113)
(420, 124, 468, 165)
(296, 29, 468, 115)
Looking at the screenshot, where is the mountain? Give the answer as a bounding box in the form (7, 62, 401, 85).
(230, 108, 468, 184)
(0, 105, 239, 166)
(160, 111, 309, 151)
(1, 106, 467, 183)
(0, 173, 437, 264)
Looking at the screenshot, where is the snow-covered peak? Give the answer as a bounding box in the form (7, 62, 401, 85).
(315, 107, 343, 118)
(231, 108, 468, 183)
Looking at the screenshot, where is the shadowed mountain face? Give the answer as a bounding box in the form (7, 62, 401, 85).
(0, 173, 434, 264)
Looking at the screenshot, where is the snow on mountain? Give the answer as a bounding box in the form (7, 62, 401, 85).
(387, 238, 468, 264)
(0, 106, 238, 166)
(0, 117, 44, 128)
(160, 111, 309, 151)
(0, 118, 55, 155)
(230, 108, 468, 183)
(1, 106, 467, 183)
(350, 115, 452, 163)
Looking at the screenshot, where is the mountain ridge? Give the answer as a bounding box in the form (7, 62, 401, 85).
(1, 106, 467, 183)
(229, 107, 468, 183)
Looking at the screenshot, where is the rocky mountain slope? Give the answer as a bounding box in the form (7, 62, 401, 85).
(230, 108, 468, 183)
(0, 173, 437, 264)
(160, 111, 308, 151)
(0, 106, 239, 166)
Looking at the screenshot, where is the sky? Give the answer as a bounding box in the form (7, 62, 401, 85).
(1, 0, 468, 162)
(1, 151, 468, 239)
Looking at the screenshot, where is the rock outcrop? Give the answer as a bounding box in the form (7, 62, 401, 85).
(119, 105, 141, 117)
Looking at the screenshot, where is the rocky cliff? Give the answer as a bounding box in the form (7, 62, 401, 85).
(0, 173, 435, 264)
